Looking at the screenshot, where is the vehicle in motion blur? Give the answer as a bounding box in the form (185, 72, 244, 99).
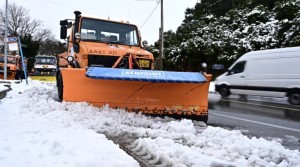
(215, 47, 300, 105)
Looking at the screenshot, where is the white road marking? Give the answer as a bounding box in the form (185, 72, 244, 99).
(220, 98, 300, 111)
(210, 112, 300, 133)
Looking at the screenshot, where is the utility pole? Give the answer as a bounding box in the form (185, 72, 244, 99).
(158, 0, 164, 70)
(4, 0, 8, 80)
(135, 0, 164, 70)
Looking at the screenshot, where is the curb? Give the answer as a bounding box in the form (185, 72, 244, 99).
(0, 81, 14, 100)
(0, 89, 9, 100)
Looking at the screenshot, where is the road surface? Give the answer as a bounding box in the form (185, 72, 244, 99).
(208, 94, 300, 150)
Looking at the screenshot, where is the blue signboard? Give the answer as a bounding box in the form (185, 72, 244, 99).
(4, 37, 17, 43)
(86, 67, 207, 83)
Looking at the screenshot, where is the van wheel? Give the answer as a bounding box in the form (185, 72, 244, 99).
(219, 86, 230, 97)
(57, 72, 63, 102)
(288, 91, 300, 105)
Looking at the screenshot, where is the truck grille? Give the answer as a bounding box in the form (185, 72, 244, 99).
(88, 55, 152, 70)
(88, 55, 119, 68)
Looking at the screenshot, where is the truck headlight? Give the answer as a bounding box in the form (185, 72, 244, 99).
(67, 56, 74, 62)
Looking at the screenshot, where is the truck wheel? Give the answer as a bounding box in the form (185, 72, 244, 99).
(202, 115, 208, 123)
(193, 115, 208, 123)
(57, 72, 63, 102)
(288, 91, 300, 105)
(219, 85, 230, 97)
(56, 72, 59, 87)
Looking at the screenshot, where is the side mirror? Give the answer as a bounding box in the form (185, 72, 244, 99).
(60, 25, 67, 39)
(226, 69, 232, 75)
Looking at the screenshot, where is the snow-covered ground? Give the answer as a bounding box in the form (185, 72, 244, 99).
(0, 84, 9, 92)
(0, 80, 299, 167)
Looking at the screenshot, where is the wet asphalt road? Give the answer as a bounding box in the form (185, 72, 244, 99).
(207, 94, 300, 150)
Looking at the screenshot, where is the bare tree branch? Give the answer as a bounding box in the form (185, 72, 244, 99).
(34, 28, 54, 42)
(0, 2, 43, 37)
(0, 2, 65, 56)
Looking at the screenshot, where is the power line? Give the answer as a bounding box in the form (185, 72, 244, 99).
(139, 1, 160, 30)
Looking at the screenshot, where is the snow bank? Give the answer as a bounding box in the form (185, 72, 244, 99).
(0, 81, 138, 167)
(0, 81, 299, 167)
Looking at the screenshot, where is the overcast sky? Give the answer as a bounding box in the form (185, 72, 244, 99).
(1, 0, 198, 45)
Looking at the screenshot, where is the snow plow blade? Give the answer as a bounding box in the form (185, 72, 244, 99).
(59, 67, 211, 121)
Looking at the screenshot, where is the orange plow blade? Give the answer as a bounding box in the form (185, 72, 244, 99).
(60, 68, 211, 121)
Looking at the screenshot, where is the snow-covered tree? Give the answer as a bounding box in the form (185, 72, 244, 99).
(158, 0, 300, 73)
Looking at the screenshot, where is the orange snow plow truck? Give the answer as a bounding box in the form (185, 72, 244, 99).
(58, 11, 211, 122)
(0, 54, 21, 80)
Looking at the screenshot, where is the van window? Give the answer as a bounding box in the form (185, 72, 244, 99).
(229, 61, 246, 75)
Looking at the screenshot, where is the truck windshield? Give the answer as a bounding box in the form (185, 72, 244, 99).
(35, 57, 56, 65)
(80, 18, 140, 46)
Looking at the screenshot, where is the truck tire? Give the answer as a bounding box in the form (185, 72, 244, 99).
(288, 91, 300, 105)
(57, 72, 63, 102)
(202, 115, 208, 123)
(219, 85, 230, 97)
(192, 115, 208, 123)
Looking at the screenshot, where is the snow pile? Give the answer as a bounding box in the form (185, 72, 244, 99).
(0, 80, 299, 167)
(0, 82, 138, 167)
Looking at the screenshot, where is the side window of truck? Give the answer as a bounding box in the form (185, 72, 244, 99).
(228, 61, 246, 75)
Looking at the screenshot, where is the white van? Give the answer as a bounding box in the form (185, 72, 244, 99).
(214, 47, 300, 105)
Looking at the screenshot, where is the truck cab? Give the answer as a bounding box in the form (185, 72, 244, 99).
(33, 55, 57, 76)
(59, 11, 154, 71)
